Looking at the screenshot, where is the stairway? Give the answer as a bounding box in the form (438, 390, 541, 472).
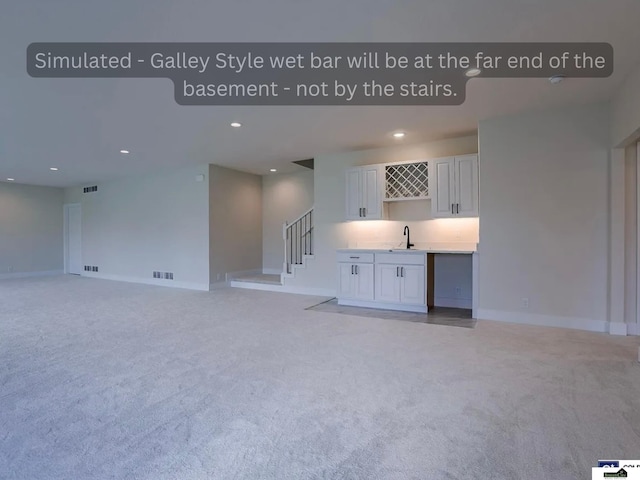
(229, 207, 314, 293)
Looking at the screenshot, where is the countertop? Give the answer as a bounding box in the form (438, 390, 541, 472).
(337, 243, 477, 254)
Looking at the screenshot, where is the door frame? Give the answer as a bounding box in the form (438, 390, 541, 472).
(63, 203, 82, 274)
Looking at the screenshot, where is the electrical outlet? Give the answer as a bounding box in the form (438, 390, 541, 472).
(522, 297, 529, 309)
(455, 286, 461, 297)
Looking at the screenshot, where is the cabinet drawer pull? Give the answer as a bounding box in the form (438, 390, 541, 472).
(350, 256, 360, 259)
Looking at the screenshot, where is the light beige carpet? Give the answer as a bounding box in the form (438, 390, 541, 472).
(1, 275, 639, 480)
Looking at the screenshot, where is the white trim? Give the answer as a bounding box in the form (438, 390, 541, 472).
(63, 203, 82, 275)
(610, 148, 626, 324)
(472, 251, 479, 318)
(262, 268, 282, 275)
(0, 270, 63, 281)
(82, 272, 209, 291)
(609, 322, 628, 336)
(229, 280, 334, 297)
(209, 281, 229, 290)
(476, 308, 608, 333)
(434, 296, 472, 309)
(338, 298, 427, 313)
(636, 140, 640, 328)
(627, 322, 639, 336)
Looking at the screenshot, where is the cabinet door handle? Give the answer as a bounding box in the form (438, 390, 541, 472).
(363, 207, 366, 217)
(456, 203, 459, 214)
(396, 266, 399, 277)
(351, 265, 354, 274)
(401, 267, 404, 277)
(355, 265, 359, 275)
(451, 203, 454, 214)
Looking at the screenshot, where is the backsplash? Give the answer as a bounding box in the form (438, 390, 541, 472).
(344, 217, 479, 249)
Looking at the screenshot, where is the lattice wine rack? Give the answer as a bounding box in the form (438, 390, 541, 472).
(384, 161, 429, 200)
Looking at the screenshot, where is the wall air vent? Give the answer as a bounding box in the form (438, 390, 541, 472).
(153, 271, 174, 280)
(83, 186, 98, 193)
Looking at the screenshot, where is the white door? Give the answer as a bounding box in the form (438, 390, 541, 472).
(345, 169, 362, 220)
(353, 263, 375, 300)
(338, 263, 355, 298)
(362, 166, 382, 219)
(431, 157, 456, 217)
(455, 154, 479, 217)
(375, 264, 400, 303)
(65, 204, 82, 275)
(400, 265, 426, 305)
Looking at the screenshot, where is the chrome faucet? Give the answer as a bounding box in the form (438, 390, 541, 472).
(403, 225, 414, 249)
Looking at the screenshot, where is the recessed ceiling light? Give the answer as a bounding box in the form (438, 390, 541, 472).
(7, 178, 15, 181)
(231, 122, 242, 128)
(49, 167, 59, 171)
(549, 74, 565, 84)
(120, 149, 130, 154)
(393, 132, 406, 138)
(270, 168, 277, 172)
(465, 68, 482, 77)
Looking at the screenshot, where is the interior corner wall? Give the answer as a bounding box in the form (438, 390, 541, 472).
(288, 135, 479, 292)
(0, 182, 63, 276)
(477, 102, 610, 331)
(612, 60, 640, 147)
(209, 164, 262, 283)
(262, 169, 314, 273)
(63, 164, 210, 290)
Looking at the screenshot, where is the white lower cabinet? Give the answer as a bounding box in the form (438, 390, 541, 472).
(337, 262, 374, 301)
(337, 250, 427, 313)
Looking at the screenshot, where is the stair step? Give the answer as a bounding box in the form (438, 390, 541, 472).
(231, 273, 282, 285)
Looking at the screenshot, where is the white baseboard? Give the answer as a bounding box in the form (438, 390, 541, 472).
(0, 269, 63, 280)
(262, 268, 282, 275)
(609, 322, 629, 336)
(627, 323, 639, 336)
(434, 296, 472, 309)
(476, 308, 608, 333)
(82, 272, 210, 291)
(230, 280, 334, 297)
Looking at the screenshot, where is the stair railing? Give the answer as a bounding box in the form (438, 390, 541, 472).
(283, 207, 314, 275)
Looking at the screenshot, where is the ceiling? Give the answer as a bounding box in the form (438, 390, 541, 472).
(1, 0, 640, 187)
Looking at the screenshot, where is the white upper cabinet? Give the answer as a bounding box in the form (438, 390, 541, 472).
(431, 154, 478, 218)
(345, 165, 385, 220)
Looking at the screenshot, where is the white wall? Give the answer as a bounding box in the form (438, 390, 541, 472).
(64, 165, 210, 290)
(0, 182, 63, 276)
(262, 169, 314, 273)
(477, 103, 610, 331)
(612, 61, 640, 147)
(289, 135, 479, 292)
(209, 164, 262, 283)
